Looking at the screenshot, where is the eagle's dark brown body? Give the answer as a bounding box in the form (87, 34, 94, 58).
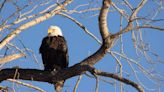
(39, 36, 69, 71)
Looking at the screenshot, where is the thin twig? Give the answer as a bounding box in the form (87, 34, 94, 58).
(7, 79, 46, 92)
(0, 53, 25, 64)
(59, 13, 102, 44)
(94, 75, 99, 92)
(91, 69, 144, 92)
(135, 25, 164, 31)
(73, 75, 83, 92)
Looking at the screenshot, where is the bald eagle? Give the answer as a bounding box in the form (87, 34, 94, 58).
(39, 26, 69, 71)
(39, 26, 69, 91)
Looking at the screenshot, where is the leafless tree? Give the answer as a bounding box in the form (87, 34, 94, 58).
(0, 0, 164, 92)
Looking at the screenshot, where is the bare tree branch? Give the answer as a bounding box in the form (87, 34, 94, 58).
(58, 13, 102, 44)
(0, 65, 144, 92)
(7, 79, 45, 92)
(0, 53, 25, 64)
(80, 0, 114, 66)
(92, 69, 144, 92)
(0, 0, 6, 13)
(136, 25, 164, 31)
(122, 0, 133, 11)
(111, 0, 148, 37)
(0, 85, 8, 92)
(94, 75, 99, 92)
(130, 0, 147, 20)
(73, 75, 83, 92)
(0, 2, 57, 32)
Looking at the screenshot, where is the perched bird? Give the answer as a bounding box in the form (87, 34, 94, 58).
(39, 26, 69, 92)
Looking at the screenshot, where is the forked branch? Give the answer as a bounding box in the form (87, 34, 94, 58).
(0, 65, 144, 92)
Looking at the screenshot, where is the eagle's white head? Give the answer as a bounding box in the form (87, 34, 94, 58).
(48, 26, 63, 36)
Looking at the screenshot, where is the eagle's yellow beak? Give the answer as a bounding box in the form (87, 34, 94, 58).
(48, 29, 52, 34)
